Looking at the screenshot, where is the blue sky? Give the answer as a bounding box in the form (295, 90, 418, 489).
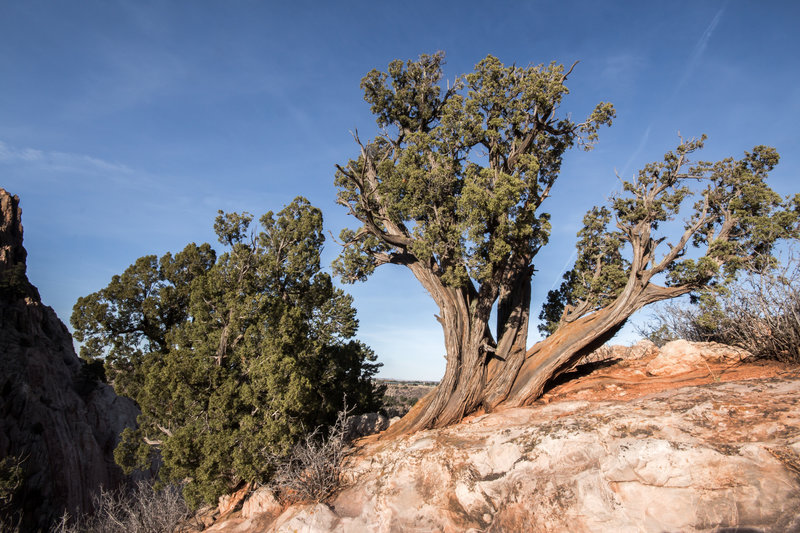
(2, 1, 798, 380)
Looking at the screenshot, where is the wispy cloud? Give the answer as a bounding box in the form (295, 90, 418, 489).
(675, 7, 726, 94)
(0, 142, 44, 163)
(619, 125, 652, 177)
(615, 8, 725, 196)
(600, 53, 645, 90)
(0, 140, 135, 179)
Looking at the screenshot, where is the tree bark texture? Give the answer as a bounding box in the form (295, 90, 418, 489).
(385, 276, 692, 437)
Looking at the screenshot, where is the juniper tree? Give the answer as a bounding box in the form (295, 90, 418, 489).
(72, 198, 383, 505)
(334, 52, 799, 433)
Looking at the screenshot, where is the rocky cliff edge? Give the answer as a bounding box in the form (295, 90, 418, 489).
(207, 340, 800, 532)
(0, 189, 139, 530)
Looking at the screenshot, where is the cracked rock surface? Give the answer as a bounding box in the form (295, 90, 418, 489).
(209, 368, 800, 532)
(326, 378, 800, 532)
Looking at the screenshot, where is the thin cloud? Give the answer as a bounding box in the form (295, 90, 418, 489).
(620, 125, 652, 178)
(60, 44, 185, 121)
(0, 140, 134, 178)
(676, 7, 725, 93)
(0, 141, 45, 163)
(601, 53, 645, 90)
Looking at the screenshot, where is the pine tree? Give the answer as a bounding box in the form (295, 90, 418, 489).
(72, 197, 383, 505)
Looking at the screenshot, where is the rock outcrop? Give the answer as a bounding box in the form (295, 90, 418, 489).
(344, 412, 390, 441)
(0, 189, 139, 530)
(209, 341, 800, 532)
(646, 339, 752, 376)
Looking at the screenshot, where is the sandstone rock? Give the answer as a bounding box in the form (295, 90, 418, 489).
(689, 341, 752, 363)
(206, 374, 800, 532)
(241, 486, 281, 519)
(646, 339, 705, 375)
(582, 338, 659, 365)
(218, 483, 252, 517)
(581, 343, 627, 364)
(627, 338, 659, 359)
(344, 412, 389, 440)
(269, 503, 340, 532)
(0, 189, 139, 530)
(646, 339, 752, 376)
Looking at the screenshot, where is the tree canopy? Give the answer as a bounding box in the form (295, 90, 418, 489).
(334, 52, 799, 433)
(334, 52, 614, 288)
(541, 139, 799, 335)
(71, 197, 383, 505)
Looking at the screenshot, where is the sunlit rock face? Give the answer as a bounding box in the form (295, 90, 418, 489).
(210, 340, 800, 533)
(0, 189, 138, 530)
(334, 380, 800, 532)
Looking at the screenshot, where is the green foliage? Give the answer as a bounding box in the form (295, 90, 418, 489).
(539, 207, 628, 334)
(71, 242, 216, 400)
(541, 137, 799, 335)
(72, 358, 107, 398)
(73, 198, 383, 507)
(334, 52, 614, 291)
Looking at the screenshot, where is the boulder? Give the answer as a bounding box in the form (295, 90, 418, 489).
(646, 339, 706, 375)
(581, 338, 659, 365)
(688, 341, 753, 363)
(269, 503, 340, 532)
(646, 339, 752, 376)
(344, 412, 389, 440)
(626, 338, 660, 360)
(241, 487, 281, 519)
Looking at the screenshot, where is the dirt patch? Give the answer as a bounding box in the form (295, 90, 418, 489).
(537, 357, 798, 405)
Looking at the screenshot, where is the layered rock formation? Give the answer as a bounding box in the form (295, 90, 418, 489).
(209, 341, 800, 532)
(0, 189, 139, 530)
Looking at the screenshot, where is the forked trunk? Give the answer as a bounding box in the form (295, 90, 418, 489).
(385, 281, 689, 436)
(384, 294, 487, 435)
(505, 282, 693, 406)
(384, 276, 532, 436)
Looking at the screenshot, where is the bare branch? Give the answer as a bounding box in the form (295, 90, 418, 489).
(561, 60, 579, 82)
(651, 191, 711, 274)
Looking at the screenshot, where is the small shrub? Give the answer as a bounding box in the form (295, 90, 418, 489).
(51, 480, 191, 533)
(270, 408, 353, 504)
(639, 254, 800, 363)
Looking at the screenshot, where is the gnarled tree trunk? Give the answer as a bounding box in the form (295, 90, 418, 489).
(385, 279, 691, 437)
(385, 266, 535, 435)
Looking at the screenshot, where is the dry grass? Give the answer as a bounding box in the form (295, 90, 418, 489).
(270, 408, 353, 504)
(51, 480, 191, 533)
(640, 256, 800, 363)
